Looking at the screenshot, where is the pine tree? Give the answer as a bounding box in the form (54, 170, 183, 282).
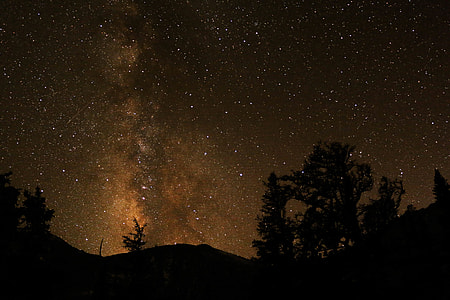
(433, 169, 450, 205)
(253, 172, 295, 264)
(0, 172, 21, 238)
(362, 176, 405, 236)
(122, 217, 147, 252)
(288, 141, 373, 258)
(22, 187, 54, 234)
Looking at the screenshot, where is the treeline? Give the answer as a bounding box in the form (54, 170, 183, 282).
(252, 141, 450, 265)
(0, 171, 54, 239)
(2, 141, 449, 262)
(0, 171, 147, 253)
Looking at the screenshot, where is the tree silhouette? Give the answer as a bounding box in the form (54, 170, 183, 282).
(433, 169, 450, 205)
(22, 187, 54, 234)
(253, 172, 295, 264)
(285, 141, 373, 258)
(294, 204, 330, 259)
(122, 217, 147, 252)
(361, 176, 405, 236)
(0, 172, 21, 238)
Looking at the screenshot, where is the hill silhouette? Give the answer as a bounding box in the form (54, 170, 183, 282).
(1, 200, 449, 299)
(97, 243, 266, 299)
(1, 232, 100, 299)
(1, 233, 267, 300)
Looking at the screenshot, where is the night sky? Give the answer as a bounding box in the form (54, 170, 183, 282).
(1, 0, 448, 258)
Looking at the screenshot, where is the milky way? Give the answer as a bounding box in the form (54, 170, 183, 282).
(63, 0, 251, 254)
(1, 0, 448, 257)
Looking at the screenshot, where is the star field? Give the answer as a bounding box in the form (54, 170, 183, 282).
(1, 0, 448, 258)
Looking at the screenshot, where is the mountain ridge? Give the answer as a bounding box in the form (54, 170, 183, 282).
(1, 233, 267, 300)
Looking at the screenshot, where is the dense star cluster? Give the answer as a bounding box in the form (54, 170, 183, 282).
(1, 1, 448, 257)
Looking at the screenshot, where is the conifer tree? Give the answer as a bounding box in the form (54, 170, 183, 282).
(433, 169, 450, 205)
(287, 142, 373, 258)
(122, 217, 147, 252)
(22, 187, 54, 234)
(0, 172, 21, 238)
(253, 172, 295, 264)
(362, 176, 405, 236)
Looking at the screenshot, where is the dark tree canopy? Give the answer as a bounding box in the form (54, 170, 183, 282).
(362, 176, 405, 236)
(252, 172, 295, 264)
(289, 142, 373, 258)
(253, 142, 379, 261)
(22, 187, 55, 234)
(0, 172, 21, 238)
(433, 169, 450, 205)
(122, 217, 147, 252)
(253, 142, 392, 261)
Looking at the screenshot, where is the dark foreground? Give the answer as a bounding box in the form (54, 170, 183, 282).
(2, 202, 450, 299)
